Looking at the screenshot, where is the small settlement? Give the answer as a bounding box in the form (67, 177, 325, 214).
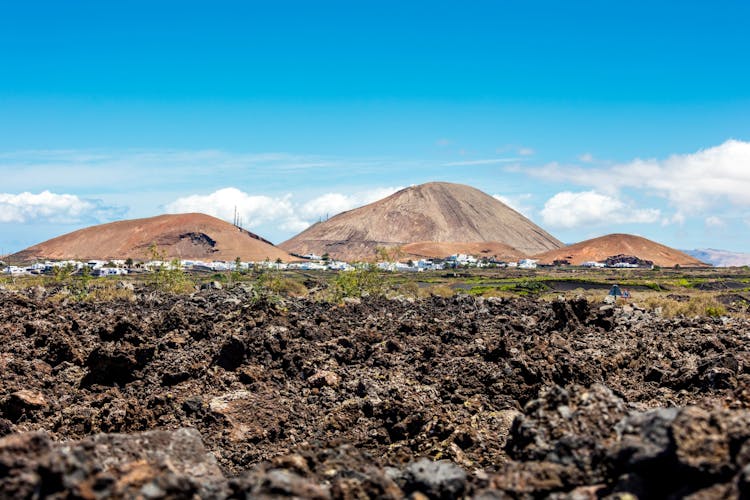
(1, 251, 656, 278)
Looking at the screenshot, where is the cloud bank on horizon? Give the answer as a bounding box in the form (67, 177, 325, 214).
(1, 139, 749, 254)
(0, 191, 124, 225)
(163, 186, 404, 237)
(530, 139, 750, 231)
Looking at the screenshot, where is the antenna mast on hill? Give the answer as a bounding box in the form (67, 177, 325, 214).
(233, 206, 244, 231)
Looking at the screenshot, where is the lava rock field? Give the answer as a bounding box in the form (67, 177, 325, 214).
(1, 285, 750, 498)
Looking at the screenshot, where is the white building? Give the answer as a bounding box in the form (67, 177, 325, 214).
(581, 261, 606, 268)
(518, 259, 538, 269)
(94, 267, 128, 277)
(288, 262, 327, 271)
(4, 266, 29, 275)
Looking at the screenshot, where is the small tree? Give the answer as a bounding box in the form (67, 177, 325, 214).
(374, 246, 404, 263)
(229, 256, 242, 285)
(329, 263, 387, 301)
(148, 243, 193, 293)
(53, 263, 76, 283)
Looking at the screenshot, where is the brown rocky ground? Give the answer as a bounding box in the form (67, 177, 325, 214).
(1, 285, 750, 498)
(400, 241, 524, 262)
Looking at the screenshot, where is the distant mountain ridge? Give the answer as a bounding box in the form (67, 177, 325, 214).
(279, 181, 563, 261)
(9, 213, 294, 263)
(685, 249, 750, 267)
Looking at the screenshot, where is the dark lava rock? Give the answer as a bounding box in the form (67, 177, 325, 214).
(0, 418, 13, 437)
(2, 390, 48, 423)
(401, 458, 468, 499)
(2, 290, 750, 497)
(611, 406, 747, 498)
(215, 336, 246, 371)
(0, 428, 225, 499)
(507, 384, 627, 481)
(83, 343, 154, 386)
(229, 468, 330, 499)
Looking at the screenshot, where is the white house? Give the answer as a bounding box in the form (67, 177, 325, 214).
(581, 261, 606, 268)
(94, 267, 128, 277)
(4, 266, 29, 275)
(518, 259, 538, 269)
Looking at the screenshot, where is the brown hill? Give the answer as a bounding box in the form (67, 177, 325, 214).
(533, 233, 709, 267)
(280, 182, 562, 261)
(400, 241, 524, 261)
(9, 213, 294, 263)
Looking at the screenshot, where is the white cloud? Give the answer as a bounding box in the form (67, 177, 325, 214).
(300, 193, 353, 221)
(578, 152, 594, 163)
(492, 193, 534, 217)
(165, 187, 303, 230)
(0, 191, 121, 224)
(540, 191, 661, 229)
(518, 147, 535, 156)
(529, 140, 750, 218)
(661, 213, 686, 226)
(165, 186, 404, 235)
(300, 187, 403, 221)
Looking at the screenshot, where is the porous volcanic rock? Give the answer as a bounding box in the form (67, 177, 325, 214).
(1, 286, 750, 497)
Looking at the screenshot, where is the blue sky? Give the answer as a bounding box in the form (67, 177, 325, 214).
(1, 1, 749, 255)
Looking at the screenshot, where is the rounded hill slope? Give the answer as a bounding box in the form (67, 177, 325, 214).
(280, 182, 562, 261)
(533, 233, 709, 267)
(400, 241, 525, 262)
(9, 213, 293, 263)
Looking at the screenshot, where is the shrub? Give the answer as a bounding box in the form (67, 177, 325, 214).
(85, 282, 136, 302)
(427, 285, 455, 298)
(514, 279, 549, 296)
(398, 281, 420, 298)
(149, 249, 194, 294)
(269, 277, 308, 297)
(704, 305, 727, 318)
(240, 268, 306, 303)
(329, 264, 387, 301)
(641, 293, 728, 318)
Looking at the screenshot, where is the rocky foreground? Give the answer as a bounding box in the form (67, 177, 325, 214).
(1, 286, 750, 498)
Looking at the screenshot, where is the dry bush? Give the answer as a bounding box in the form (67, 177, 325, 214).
(425, 285, 455, 298)
(638, 292, 728, 318)
(478, 288, 516, 299)
(270, 277, 308, 297)
(397, 281, 420, 298)
(86, 283, 136, 302)
(2, 275, 50, 290)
